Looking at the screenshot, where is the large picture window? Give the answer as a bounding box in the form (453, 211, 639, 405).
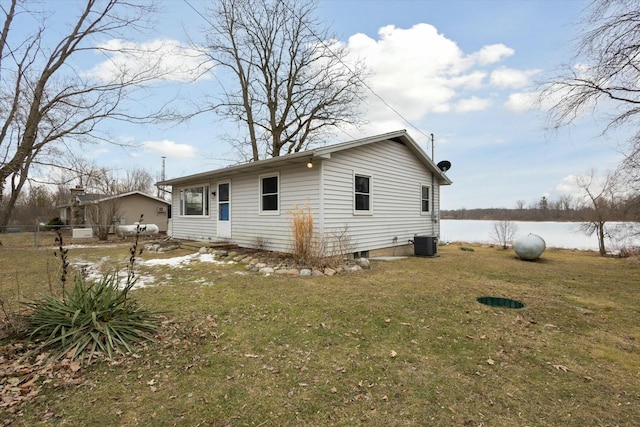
(421, 185, 430, 213)
(354, 174, 371, 212)
(180, 185, 209, 216)
(261, 175, 279, 213)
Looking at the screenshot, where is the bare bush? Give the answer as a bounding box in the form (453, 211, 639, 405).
(288, 204, 354, 268)
(491, 220, 519, 249)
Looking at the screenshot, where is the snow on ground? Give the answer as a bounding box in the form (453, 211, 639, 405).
(70, 252, 233, 289)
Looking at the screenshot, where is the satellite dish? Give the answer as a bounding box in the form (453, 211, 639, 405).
(437, 160, 451, 172)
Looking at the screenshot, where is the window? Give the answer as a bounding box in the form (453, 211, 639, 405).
(261, 175, 279, 212)
(354, 174, 371, 212)
(218, 183, 230, 221)
(421, 185, 430, 213)
(180, 185, 209, 216)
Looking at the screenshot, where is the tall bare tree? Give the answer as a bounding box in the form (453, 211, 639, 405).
(0, 0, 161, 231)
(542, 0, 640, 165)
(575, 170, 628, 255)
(200, 0, 366, 160)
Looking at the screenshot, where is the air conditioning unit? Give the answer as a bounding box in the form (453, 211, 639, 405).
(157, 206, 166, 213)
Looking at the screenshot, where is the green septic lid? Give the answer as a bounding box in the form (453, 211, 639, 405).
(476, 296, 525, 309)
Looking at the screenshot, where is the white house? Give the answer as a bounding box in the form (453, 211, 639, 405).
(157, 130, 452, 257)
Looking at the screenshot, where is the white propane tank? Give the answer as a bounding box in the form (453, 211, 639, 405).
(116, 223, 159, 238)
(513, 233, 546, 260)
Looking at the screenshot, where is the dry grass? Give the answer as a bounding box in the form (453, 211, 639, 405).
(1, 234, 640, 426)
(289, 204, 315, 264)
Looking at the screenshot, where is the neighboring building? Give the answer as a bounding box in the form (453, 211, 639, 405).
(59, 189, 170, 234)
(157, 130, 452, 256)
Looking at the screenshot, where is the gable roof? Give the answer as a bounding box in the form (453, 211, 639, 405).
(58, 191, 170, 208)
(157, 130, 452, 186)
(80, 191, 170, 205)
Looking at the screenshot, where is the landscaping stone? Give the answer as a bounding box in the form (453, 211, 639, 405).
(324, 268, 337, 276)
(287, 268, 300, 276)
(259, 267, 274, 275)
(300, 269, 312, 276)
(344, 265, 362, 273)
(275, 268, 289, 275)
(312, 269, 324, 277)
(227, 251, 238, 258)
(234, 254, 247, 262)
(241, 257, 253, 264)
(199, 247, 207, 254)
(255, 262, 267, 269)
(355, 258, 370, 269)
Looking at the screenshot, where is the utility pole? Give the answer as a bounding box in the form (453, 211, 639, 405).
(430, 133, 435, 160)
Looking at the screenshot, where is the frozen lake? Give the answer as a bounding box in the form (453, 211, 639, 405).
(440, 219, 639, 251)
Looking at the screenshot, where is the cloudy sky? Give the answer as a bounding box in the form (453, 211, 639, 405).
(47, 0, 627, 209)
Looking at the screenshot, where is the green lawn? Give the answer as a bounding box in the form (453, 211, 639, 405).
(1, 235, 639, 426)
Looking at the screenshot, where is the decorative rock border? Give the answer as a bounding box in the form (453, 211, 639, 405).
(203, 247, 371, 277)
(144, 241, 372, 276)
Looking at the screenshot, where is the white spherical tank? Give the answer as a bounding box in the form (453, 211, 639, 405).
(513, 233, 546, 260)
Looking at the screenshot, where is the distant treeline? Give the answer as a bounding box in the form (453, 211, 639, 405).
(441, 207, 640, 222)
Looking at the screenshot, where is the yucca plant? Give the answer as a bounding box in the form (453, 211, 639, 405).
(26, 218, 159, 364)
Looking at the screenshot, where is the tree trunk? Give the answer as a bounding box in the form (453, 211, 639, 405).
(597, 222, 607, 256)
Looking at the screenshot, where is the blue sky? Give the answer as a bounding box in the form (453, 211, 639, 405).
(40, 0, 626, 209)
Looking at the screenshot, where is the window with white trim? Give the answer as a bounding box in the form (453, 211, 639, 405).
(354, 174, 371, 212)
(180, 185, 209, 216)
(260, 174, 279, 213)
(421, 185, 430, 213)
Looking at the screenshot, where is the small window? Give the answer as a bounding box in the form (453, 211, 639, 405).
(218, 183, 230, 221)
(354, 174, 371, 212)
(261, 175, 279, 212)
(180, 185, 209, 216)
(421, 185, 430, 213)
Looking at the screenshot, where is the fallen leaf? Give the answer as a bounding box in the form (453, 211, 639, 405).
(486, 358, 495, 365)
(390, 350, 398, 358)
(69, 362, 81, 373)
(553, 364, 570, 372)
(330, 387, 337, 393)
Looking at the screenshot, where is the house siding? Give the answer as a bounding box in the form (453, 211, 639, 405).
(169, 166, 321, 251)
(170, 182, 217, 241)
(321, 140, 440, 253)
(230, 165, 320, 252)
(164, 134, 448, 255)
(118, 194, 169, 233)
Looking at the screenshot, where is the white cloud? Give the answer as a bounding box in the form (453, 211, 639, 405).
(143, 140, 196, 158)
(470, 44, 514, 65)
(490, 68, 540, 89)
(455, 96, 491, 112)
(504, 91, 539, 112)
(346, 24, 522, 121)
(84, 39, 213, 83)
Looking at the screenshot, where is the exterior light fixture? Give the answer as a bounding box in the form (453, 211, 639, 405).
(306, 158, 313, 168)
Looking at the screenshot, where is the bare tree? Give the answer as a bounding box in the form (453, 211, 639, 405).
(491, 220, 519, 249)
(117, 167, 155, 194)
(84, 197, 120, 241)
(542, 0, 640, 169)
(0, 0, 162, 231)
(200, 0, 366, 160)
(575, 170, 627, 256)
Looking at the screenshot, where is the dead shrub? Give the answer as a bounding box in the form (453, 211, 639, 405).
(288, 205, 354, 268)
